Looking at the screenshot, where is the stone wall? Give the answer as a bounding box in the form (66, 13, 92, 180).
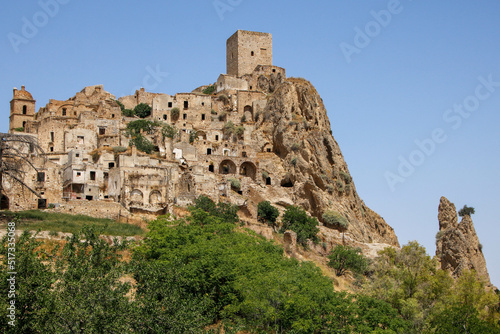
(226, 30, 272, 77)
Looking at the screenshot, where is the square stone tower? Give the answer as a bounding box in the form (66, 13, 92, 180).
(226, 30, 272, 78)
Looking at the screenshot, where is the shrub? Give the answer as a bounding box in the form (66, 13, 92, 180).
(262, 171, 269, 179)
(218, 112, 227, 122)
(322, 211, 349, 231)
(327, 185, 335, 193)
(280, 205, 319, 246)
(134, 103, 152, 118)
(228, 178, 240, 190)
(458, 205, 475, 217)
(328, 245, 368, 276)
(202, 85, 216, 95)
(211, 109, 217, 115)
(191, 195, 239, 223)
(340, 171, 352, 184)
(234, 125, 244, 138)
(290, 157, 297, 166)
(126, 120, 159, 135)
(115, 100, 125, 111)
(162, 124, 178, 139)
(122, 109, 135, 117)
(291, 143, 300, 151)
(112, 146, 128, 153)
(130, 134, 157, 154)
(218, 94, 229, 105)
(170, 107, 180, 121)
(223, 121, 235, 137)
(336, 180, 344, 193)
(240, 115, 246, 123)
(14, 127, 25, 132)
(257, 201, 279, 228)
(189, 130, 198, 144)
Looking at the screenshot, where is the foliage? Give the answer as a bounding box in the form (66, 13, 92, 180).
(202, 85, 216, 95)
(234, 125, 245, 138)
(328, 245, 368, 276)
(340, 171, 352, 184)
(257, 201, 279, 228)
(133, 103, 152, 118)
(115, 99, 125, 111)
(133, 210, 410, 333)
(122, 108, 135, 117)
(170, 107, 180, 121)
(280, 205, 319, 246)
(161, 124, 178, 139)
(291, 143, 300, 151)
(322, 210, 349, 231)
(218, 112, 227, 121)
(191, 195, 239, 224)
(126, 119, 159, 135)
(223, 121, 235, 137)
(240, 115, 246, 123)
(112, 146, 128, 153)
(13, 127, 24, 132)
(228, 178, 240, 190)
(189, 130, 198, 144)
(0, 210, 144, 236)
(459, 205, 475, 217)
(290, 157, 297, 166)
(218, 94, 229, 104)
(129, 134, 157, 154)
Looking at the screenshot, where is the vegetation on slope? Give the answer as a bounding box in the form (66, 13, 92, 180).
(0, 198, 498, 333)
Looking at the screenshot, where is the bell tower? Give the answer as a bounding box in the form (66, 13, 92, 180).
(9, 85, 36, 132)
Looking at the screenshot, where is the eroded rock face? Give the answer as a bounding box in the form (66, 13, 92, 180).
(436, 196, 492, 286)
(254, 78, 399, 246)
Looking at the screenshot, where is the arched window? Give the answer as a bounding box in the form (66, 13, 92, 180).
(22, 105, 27, 114)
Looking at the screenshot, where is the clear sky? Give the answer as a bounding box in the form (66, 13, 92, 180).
(1, 0, 499, 286)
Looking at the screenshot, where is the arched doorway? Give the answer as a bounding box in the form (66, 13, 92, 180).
(219, 160, 237, 174)
(240, 161, 257, 180)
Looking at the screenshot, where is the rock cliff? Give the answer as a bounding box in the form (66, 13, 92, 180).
(436, 196, 492, 286)
(252, 77, 399, 246)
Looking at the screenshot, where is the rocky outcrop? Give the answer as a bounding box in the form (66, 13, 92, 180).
(436, 196, 492, 286)
(253, 77, 399, 246)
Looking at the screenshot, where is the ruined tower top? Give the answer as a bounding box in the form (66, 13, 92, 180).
(226, 30, 272, 78)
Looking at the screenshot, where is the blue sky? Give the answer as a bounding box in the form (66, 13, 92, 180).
(1, 0, 499, 286)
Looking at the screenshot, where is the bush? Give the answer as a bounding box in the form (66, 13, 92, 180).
(162, 124, 177, 139)
(134, 103, 152, 118)
(112, 146, 128, 153)
(126, 120, 159, 135)
(190, 195, 239, 223)
(328, 245, 368, 276)
(336, 180, 344, 193)
(257, 201, 279, 228)
(115, 100, 125, 111)
(170, 107, 180, 121)
(223, 121, 235, 137)
(240, 115, 246, 123)
(14, 127, 25, 132)
(458, 205, 475, 217)
(218, 94, 229, 105)
(290, 157, 297, 166)
(130, 134, 157, 154)
(322, 211, 349, 231)
(202, 85, 216, 95)
(234, 125, 244, 138)
(340, 171, 352, 184)
(280, 205, 319, 246)
(291, 143, 300, 151)
(211, 109, 217, 115)
(122, 109, 135, 117)
(218, 112, 227, 122)
(189, 130, 198, 144)
(228, 178, 240, 190)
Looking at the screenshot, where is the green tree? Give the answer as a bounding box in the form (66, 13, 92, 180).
(257, 201, 280, 229)
(280, 205, 319, 246)
(328, 245, 368, 276)
(133, 103, 152, 118)
(191, 195, 239, 224)
(202, 85, 216, 95)
(459, 205, 475, 217)
(161, 124, 178, 139)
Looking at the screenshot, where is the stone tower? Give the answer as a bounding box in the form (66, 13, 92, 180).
(9, 86, 36, 132)
(226, 30, 272, 77)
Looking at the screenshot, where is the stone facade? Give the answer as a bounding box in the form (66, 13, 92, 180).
(1, 31, 400, 247)
(227, 30, 272, 77)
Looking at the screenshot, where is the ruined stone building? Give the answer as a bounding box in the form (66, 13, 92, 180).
(2, 30, 399, 247)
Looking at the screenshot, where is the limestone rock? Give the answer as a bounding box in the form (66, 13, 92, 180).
(254, 78, 399, 246)
(436, 196, 492, 286)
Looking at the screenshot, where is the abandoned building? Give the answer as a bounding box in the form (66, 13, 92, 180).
(3, 30, 288, 218)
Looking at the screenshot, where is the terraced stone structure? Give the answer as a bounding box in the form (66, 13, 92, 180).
(3, 30, 398, 246)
